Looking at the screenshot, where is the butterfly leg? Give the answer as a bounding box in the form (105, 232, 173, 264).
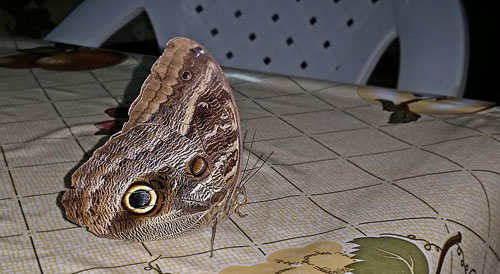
(210, 217, 217, 258)
(235, 207, 248, 218)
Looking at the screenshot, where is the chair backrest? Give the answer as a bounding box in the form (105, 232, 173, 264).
(44, 0, 468, 97)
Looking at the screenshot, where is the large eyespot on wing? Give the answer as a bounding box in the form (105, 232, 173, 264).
(188, 155, 209, 178)
(122, 184, 157, 214)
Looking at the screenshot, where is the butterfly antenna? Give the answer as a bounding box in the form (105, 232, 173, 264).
(240, 130, 250, 180)
(239, 131, 256, 187)
(239, 151, 273, 189)
(240, 152, 264, 185)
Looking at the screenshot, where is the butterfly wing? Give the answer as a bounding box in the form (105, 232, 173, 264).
(62, 37, 242, 241)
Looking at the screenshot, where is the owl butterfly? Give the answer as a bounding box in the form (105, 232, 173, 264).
(62, 37, 247, 257)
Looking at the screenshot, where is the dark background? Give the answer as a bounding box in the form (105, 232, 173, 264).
(0, 0, 497, 102)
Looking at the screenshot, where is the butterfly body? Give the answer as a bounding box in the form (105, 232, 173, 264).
(62, 38, 244, 245)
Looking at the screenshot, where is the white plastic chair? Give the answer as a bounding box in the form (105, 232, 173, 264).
(44, 0, 468, 97)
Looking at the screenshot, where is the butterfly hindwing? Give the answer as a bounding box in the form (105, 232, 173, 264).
(62, 38, 243, 242)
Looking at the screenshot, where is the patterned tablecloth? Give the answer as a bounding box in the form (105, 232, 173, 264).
(1, 33, 500, 274)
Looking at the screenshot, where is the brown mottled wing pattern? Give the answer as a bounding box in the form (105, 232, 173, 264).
(62, 38, 242, 241)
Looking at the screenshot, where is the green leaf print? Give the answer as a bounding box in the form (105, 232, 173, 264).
(347, 236, 429, 274)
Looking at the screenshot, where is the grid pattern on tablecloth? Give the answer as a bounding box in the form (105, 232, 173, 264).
(1, 34, 500, 274)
